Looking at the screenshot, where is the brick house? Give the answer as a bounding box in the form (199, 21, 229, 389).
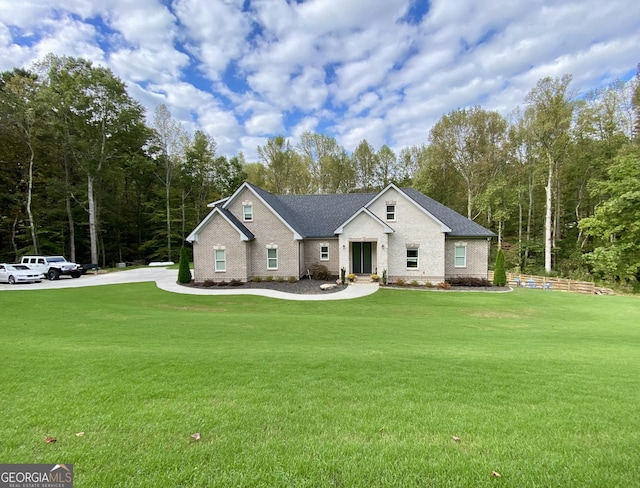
(186, 182, 495, 284)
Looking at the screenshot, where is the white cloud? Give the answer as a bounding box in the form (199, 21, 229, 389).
(103, 0, 178, 47)
(291, 116, 319, 139)
(333, 116, 387, 152)
(0, 0, 638, 161)
(174, 0, 251, 79)
(245, 112, 284, 136)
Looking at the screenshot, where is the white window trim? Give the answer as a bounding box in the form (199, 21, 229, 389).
(320, 243, 329, 261)
(454, 244, 467, 268)
(242, 203, 253, 222)
(386, 203, 396, 222)
(267, 245, 278, 270)
(214, 247, 226, 272)
(406, 247, 419, 269)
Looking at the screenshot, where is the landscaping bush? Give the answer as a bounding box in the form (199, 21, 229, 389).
(177, 246, 192, 284)
(493, 249, 507, 287)
(251, 276, 262, 282)
(229, 279, 244, 286)
(410, 280, 419, 287)
(309, 263, 332, 280)
(217, 280, 229, 286)
(203, 279, 215, 287)
(288, 276, 297, 283)
(437, 281, 451, 290)
(395, 278, 407, 286)
(446, 277, 491, 287)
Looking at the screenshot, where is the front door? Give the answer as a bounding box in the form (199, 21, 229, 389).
(352, 242, 372, 274)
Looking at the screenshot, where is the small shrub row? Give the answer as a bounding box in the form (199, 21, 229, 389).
(199, 279, 244, 287)
(446, 277, 491, 287)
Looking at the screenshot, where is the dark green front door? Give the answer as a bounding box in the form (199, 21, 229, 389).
(352, 242, 372, 274)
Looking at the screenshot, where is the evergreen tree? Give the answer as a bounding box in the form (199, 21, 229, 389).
(493, 249, 507, 286)
(177, 246, 192, 284)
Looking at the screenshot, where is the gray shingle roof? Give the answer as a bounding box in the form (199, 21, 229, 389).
(244, 183, 494, 239)
(218, 207, 255, 240)
(401, 188, 496, 237)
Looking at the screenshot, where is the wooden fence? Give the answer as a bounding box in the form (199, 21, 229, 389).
(488, 271, 600, 294)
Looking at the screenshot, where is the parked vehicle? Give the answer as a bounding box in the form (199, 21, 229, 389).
(20, 255, 82, 280)
(0, 263, 43, 284)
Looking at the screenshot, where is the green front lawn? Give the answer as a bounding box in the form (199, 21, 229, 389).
(1, 286, 639, 486)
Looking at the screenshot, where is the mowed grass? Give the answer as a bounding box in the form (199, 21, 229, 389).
(1, 285, 639, 487)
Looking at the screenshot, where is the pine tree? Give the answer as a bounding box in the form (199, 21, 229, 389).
(493, 249, 507, 286)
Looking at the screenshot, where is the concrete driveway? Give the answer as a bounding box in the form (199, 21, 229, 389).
(0, 267, 379, 301)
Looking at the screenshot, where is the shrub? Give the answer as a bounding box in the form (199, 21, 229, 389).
(437, 282, 451, 290)
(446, 277, 491, 287)
(230, 279, 244, 286)
(288, 276, 297, 283)
(177, 246, 192, 284)
(382, 269, 387, 285)
(493, 249, 507, 287)
(410, 280, 419, 287)
(309, 263, 332, 280)
(395, 278, 406, 286)
(276, 276, 285, 283)
(347, 273, 357, 282)
(370, 274, 380, 282)
(203, 279, 215, 287)
(425, 282, 434, 288)
(217, 280, 229, 286)
(340, 267, 346, 285)
(264, 275, 273, 282)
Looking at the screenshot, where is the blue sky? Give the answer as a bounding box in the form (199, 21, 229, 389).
(1, 0, 638, 160)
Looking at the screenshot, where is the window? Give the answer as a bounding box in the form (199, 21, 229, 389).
(386, 204, 396, 221)
(320, 244, 329, 261)
(455, 245, 467, 268)
(406, 248, 419, 268)
(214, 249, 226, 271)
(267, 248, 278, 270)
(243, 204, 253, 221)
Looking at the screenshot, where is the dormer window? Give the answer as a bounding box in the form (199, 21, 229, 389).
(243, 204, 253, 222)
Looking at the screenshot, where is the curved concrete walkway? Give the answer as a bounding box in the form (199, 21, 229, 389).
(0, 267, 379, 301)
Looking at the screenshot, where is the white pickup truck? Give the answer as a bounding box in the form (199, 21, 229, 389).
(21, 255, 83, 280)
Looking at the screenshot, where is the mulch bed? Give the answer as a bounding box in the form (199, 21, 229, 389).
(182, 280, 509, 294)
(182, 279, 348, 295)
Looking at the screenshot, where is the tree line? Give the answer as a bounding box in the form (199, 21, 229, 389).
(1, 55, 639, 288)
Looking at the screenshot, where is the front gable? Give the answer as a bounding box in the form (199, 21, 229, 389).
(365, 184, 452, 233)
(334, 207, 395, 235)
(223, 182, 303, 240)
(186, 207, 254, 243)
